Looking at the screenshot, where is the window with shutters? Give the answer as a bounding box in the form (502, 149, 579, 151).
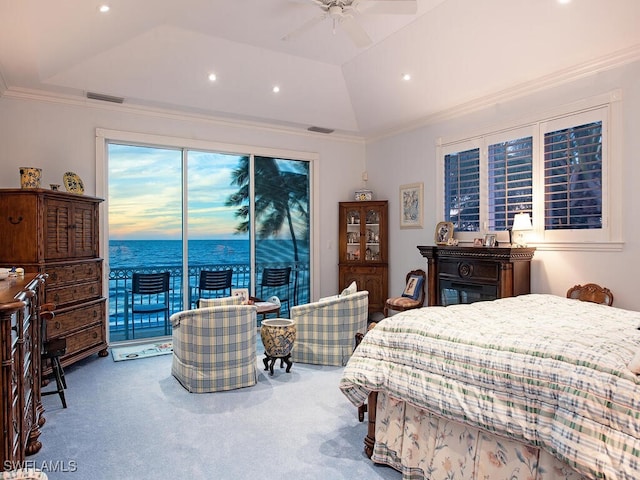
(437, 92, 621, 251)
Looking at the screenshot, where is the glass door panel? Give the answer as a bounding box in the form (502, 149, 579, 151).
(108, 143, 183, 341)
(252, 156, 310, 316)
(186, 151, 250, 308)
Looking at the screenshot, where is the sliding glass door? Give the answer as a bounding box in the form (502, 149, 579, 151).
(106, 142, 311, 342)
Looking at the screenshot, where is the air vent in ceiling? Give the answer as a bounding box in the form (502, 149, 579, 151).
(307, 126, 334, 134)
(86, 92, 124, 104)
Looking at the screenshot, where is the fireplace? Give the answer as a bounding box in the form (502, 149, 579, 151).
(417, 246, 536, 307)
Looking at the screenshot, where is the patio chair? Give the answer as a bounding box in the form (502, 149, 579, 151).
(259, 267, 292, 315)
(193, 268, 233, 307)
(130, 271, 171, 338)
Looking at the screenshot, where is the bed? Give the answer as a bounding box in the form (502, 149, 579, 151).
(339, 294, 640, 480)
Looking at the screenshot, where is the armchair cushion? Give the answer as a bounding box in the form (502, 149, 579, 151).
(290, 290, 368, 366)
(171, 304, 257, 393)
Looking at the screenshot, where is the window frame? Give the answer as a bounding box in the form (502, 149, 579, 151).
(436, 91, 623, 252)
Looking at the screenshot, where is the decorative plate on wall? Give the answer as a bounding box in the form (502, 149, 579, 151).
(63, 171, 84, 194)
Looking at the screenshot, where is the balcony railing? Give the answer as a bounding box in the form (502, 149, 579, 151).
(108, 262, 309, 342)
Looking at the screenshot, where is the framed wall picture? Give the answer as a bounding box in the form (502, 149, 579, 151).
(484, 234, 497, 247)
(399, 182, 423, 229)
(231, 288, 249, 304)
(435, 221, 454, 245)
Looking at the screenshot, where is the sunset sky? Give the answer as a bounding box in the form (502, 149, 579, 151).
(108, 144, 245, 240)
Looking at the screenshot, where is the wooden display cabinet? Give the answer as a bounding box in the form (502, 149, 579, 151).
(0, 189, 108, 372)
(339, 201, 388, 316)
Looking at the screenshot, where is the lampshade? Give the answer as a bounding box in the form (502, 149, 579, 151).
(512, 212, 532, 231)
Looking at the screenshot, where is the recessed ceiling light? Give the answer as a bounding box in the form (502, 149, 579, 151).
(208, 73, 217, 82)
(99, 5, 110, 13)
(272, 86, 280, 93)
(402, 73, 411, 81)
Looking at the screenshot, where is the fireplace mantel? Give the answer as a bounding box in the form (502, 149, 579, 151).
(417, 245, 536, 306)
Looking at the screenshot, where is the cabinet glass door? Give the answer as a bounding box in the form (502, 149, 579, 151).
(345, 209, 361, 261)
(364, 208, 381, 262)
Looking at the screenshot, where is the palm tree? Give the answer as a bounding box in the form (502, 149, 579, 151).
(225, 156, 309, 263)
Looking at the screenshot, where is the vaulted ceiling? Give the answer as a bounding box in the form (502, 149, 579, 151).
(0, 0, 639, 137)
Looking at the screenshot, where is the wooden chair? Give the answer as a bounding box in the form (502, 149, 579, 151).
(384, 269, 426, 317)
(40, 304, 67, 408)
(566, 283, 614, 306)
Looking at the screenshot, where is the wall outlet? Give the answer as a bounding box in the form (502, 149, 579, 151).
(362, 171, 368, 182)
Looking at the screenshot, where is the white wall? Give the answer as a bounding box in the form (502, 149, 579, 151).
(0, 95, 366, 298)
(365, 60, 640, 311)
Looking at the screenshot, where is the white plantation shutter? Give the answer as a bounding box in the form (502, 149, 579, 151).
(487, 135, 533, 231)
(543, 121, 603, 230)
(444, 147, 480, 232)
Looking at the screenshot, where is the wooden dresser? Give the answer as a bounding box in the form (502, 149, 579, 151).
(0, 189, 108, 371)
(418, 245, 535, 306)
(1, 273, 46, 467)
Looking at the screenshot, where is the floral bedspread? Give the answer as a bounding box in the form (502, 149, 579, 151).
(339, 294, 640, 479)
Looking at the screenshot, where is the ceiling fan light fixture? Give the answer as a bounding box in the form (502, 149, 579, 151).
(402, 73, 411, 81)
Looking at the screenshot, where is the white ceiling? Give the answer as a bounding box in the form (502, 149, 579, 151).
(0, 0, 639, 137)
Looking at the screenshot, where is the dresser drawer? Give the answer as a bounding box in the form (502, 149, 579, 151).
(47, 299, 105, 338)
(46, 280, 101, 306)
(46, 260, 102, 287)
(63, 322, 106, 359)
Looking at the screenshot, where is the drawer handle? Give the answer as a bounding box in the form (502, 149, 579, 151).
(54, 294, 60, 302)
(51, 272, 58, 281)
(54, 321, 61, 330)
(93, 310, 98, 318)
(8, 215, 23, 225)
(92, 332, 98, 339)
(90, 286, 95, 294)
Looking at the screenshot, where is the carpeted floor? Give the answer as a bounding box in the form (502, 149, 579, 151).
(32, 344, 401, 480)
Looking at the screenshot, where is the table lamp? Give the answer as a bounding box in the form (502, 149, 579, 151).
(511, 212, 532, 247)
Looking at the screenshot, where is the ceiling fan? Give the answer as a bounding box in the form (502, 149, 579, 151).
(282, 0, 418, 48)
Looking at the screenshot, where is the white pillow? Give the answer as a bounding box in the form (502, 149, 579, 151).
(318, 294, 340, 302)
(628, 350, 640, 374)
(340, 281, 357, 297)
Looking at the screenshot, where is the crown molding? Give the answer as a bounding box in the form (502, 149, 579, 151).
(0, 87, 366, 145)
(366, 44, 640, 143)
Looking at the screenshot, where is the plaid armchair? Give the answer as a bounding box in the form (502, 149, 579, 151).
(171, 297, 257, 393)
(290, 290, 368, 367)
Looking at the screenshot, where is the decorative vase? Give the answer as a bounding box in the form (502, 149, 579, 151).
(19, 167, 42, 189)
(260, 319, 296, 357)
(260, 318, 296, 375)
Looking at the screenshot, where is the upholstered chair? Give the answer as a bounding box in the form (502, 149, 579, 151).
(384, 269, 426, 317)
(171, 296, 257, 393)
(290, 290, 368, 367)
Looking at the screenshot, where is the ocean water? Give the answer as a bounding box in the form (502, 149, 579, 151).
(107, 239, 310, 332)
(109, 239, 309, 269)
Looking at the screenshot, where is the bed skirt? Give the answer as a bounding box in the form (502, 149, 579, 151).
(366, 391, 590, 480)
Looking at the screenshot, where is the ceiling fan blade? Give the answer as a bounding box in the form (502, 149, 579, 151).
(281, 13, 328, 42)
(339, 17, 372, 48)
(358, 0, 418, 15)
